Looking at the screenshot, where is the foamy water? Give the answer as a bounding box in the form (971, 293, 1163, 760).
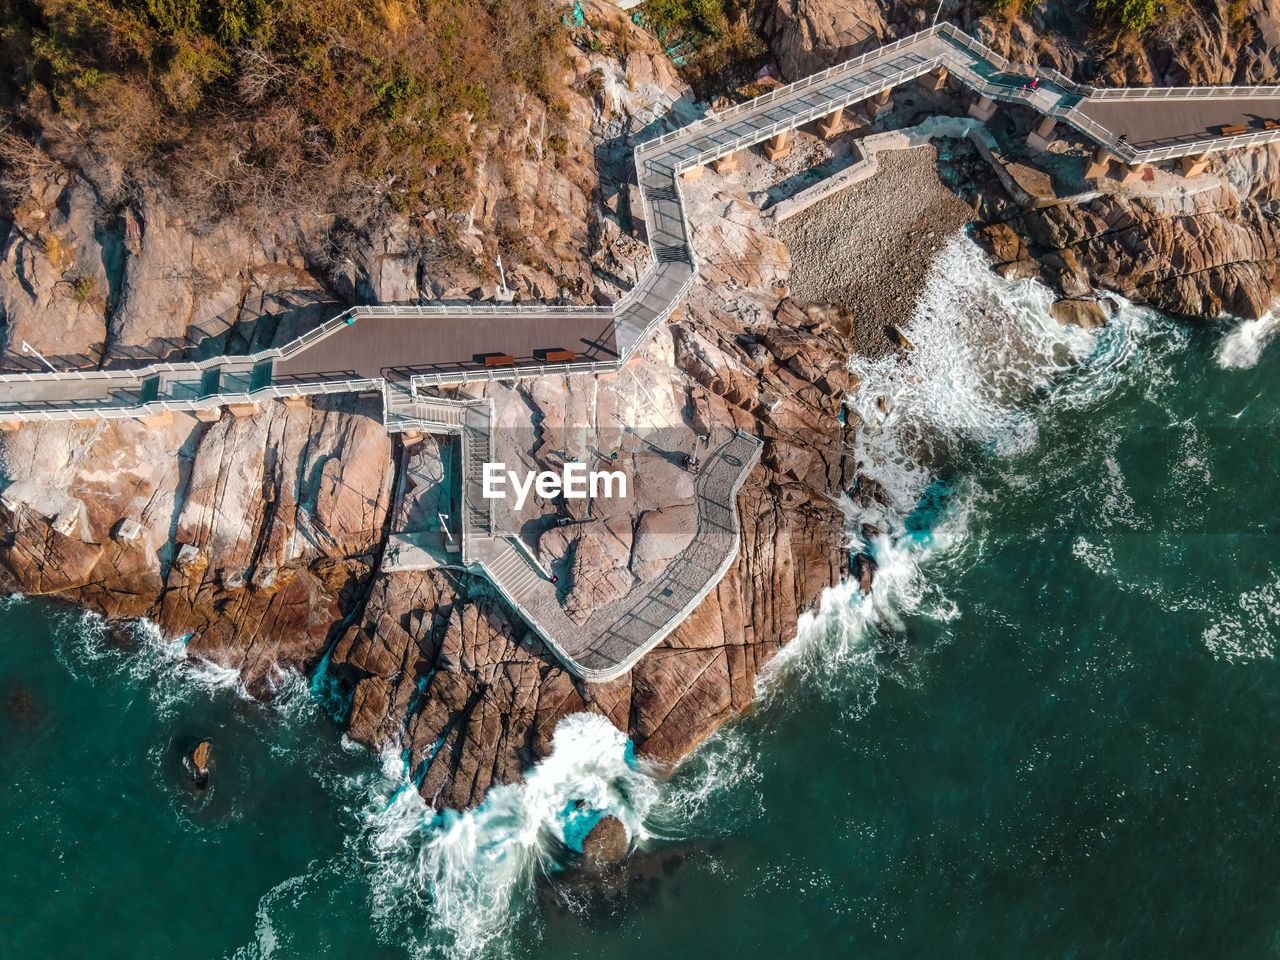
(1217, 312, 1280, 369)
(33, 231, 1280, 959)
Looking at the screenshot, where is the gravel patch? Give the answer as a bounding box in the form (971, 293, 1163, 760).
(779, 146, 975, 358)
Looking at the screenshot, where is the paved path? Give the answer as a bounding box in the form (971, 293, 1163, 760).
(3, 23, 1278, 679)
(1, 24, 1276, 423)
(460, 428, 763, 681)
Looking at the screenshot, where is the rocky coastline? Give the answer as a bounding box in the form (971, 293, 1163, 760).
(1, 0, 1279, 831)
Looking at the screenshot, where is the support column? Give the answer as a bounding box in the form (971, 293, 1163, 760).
(226, 402, 261, 418)
(866, 89, 893, 119)
(711, 150, 741, 174)
(192, 407, 222, 423)
(139, 410, 174, 429)
(918, 67, 948, 92)
(968, 94, 997, 123)
(763, 130, 791, 162)
(281, 395, 308, 410)
(1085, 145, 1113, 179)
(0, 421, 21, 432)
(816, 106, 845, 138)
(1026, 115, 1056, 153)
(681, 164, 704, 180)
(1118, 162, 1150, 185)
(1179, 152, 1210, 177)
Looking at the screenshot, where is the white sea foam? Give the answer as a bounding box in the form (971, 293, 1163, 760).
(49, 606, 316, 721)
(1216, 312, 1280, 369)
(353, 711, 659, 959)
(1202, 574, 1280, 662)
(843, 234, 1141, 526)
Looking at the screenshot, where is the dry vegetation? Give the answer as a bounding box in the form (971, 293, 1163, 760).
(0, 0, 571, 221)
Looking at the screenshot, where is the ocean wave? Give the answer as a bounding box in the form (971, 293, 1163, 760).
(1216, 312, 1280, 369)
(352, 711, 660, 959)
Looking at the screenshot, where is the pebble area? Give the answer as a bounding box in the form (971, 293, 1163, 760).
(779, 146, 976, 358)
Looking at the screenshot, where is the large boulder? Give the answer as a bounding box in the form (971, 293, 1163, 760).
(581, 815, 630, 866)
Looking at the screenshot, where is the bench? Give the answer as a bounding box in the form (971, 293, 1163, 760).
(542, 349, 576, 363)
(1219, 124, 1249, 137)
(483, 353, 515, 367)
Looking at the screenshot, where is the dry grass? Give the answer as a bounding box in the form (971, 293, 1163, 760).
(0, 0, 571, 225)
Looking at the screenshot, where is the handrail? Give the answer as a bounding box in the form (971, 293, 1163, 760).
(2, 23, 1279, 423)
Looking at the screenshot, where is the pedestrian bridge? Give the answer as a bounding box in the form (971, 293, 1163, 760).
(2, 23, 1276, 428)
(5, 23, 1279, 680)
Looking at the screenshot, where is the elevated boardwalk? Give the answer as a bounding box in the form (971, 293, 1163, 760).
(3, 24, 1278, 680)
(459, 425, 763, 682)
(1, 24, 1276, 426)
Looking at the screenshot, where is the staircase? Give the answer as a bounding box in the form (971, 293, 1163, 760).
(382, 381, 474, 433)
(480, 539, 545, 599)
(459, 400, 494, 552)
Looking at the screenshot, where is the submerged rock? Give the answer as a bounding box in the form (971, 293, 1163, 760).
(1050, 298, 1109, 329)
(581, 815, 630, 866)
(5, 684, 41, 727)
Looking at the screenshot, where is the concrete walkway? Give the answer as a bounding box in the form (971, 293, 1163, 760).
(461, 429, 762, 681)
(3, 24, 1277, 680)
(0, 24, 1275, 424)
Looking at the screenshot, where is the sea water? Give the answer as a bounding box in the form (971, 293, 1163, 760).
(4, 234, 1280, 958)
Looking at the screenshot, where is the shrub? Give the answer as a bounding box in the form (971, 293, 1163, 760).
(0, 0, 570, 219)
(1094, 0, 1159, 32)
(71, 274, 97, 302)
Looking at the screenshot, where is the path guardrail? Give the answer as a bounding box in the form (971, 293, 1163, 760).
(2, 22, 1278, 425)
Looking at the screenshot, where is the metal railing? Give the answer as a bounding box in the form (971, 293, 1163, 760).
(5, 22, 1280, 428)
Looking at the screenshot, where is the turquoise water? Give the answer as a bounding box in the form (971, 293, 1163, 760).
(4, 238, 1280, 958)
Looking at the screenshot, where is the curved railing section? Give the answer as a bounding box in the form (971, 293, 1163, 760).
(0, 23, 1276, 426)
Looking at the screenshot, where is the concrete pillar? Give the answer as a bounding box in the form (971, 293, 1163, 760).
(918, 67, 948, 92)
(763, 130, 791, 162)
(681, 164, 704, 180)
(1085, 145, 1112, 179)
(192, 407, 222, 422)
(968, 94, 997, 123)
(226, 402, 261, 418)
(139, 410, 174, 429)
(0, 421, 21, 432)
(401, 430, 424, 446)
(711, 150, 741, 174)
(866, 89, 893, 119)
(1179, 153, 1210, 177)
(1119, 162, 1149, 185)
(281, 395, 308, 409)
(1026, 115, 1057, 153)
(816, 106, 845, 138)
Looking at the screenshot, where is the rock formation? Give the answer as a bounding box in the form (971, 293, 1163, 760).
(0, 0, 1278, 818)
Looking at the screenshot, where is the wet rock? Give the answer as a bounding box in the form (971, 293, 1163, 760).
(1050, 298, 1109, 329)
(188, 740, 212, 788)
(851, 553, 877, 596)
(886, 325, 915, 351)
(581, 815, 630, 866)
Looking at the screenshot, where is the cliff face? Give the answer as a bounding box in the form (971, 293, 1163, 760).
(754, 0, 1280, 86)
(0, 2, 685, 372)
(2, 0, 1279, 813)
(972, 144, 1280, 319)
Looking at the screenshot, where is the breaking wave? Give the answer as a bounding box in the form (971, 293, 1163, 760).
(1216, 312, 1280, 369)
